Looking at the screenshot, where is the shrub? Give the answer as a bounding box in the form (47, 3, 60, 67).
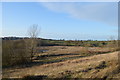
(2, 40, 31, 67)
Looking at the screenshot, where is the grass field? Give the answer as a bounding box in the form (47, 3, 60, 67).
(2, 46, 120, 79)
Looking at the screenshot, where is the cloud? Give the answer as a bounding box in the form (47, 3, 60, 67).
(41, 2, 118, 26)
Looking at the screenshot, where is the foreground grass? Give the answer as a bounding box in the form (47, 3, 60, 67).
(2, 46, 120, 79)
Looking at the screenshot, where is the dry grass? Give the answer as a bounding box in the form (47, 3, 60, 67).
(2, 46, 119, 79)
(37, 46, 115, 56)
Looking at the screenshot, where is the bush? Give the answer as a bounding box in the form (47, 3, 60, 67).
(2, 40, 31, 67)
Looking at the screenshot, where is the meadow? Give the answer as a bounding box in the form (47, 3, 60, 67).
(2, 38, 120, 80)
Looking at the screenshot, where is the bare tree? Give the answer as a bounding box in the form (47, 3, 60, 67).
(26, 24, 40, 61)
(28, 24, 39, 38)
(107, 36, 118, 51)
(109, 36, 115, 41)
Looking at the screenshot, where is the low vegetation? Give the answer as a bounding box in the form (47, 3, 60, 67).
(2, 36, 119, 79)
(2, 40, 31, 67)
(2, 39, 118, 67)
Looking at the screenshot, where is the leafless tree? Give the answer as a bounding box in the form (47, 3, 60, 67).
(28, 24, 39, 38)
(107, 36, 118, 51)
(26, 24, 40, 61)
(109, 36, 115, 41)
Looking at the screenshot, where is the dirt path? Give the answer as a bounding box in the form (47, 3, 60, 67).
(3, 51, 119, 78)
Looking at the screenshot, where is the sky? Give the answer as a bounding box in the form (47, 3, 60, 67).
(2, 2, 118, 40)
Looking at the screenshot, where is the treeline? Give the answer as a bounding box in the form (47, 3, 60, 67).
(2, 37, 118, 47)
(39, 39, 118, 47)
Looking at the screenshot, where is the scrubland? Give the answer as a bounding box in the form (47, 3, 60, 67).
(2, 45, 120, 80)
